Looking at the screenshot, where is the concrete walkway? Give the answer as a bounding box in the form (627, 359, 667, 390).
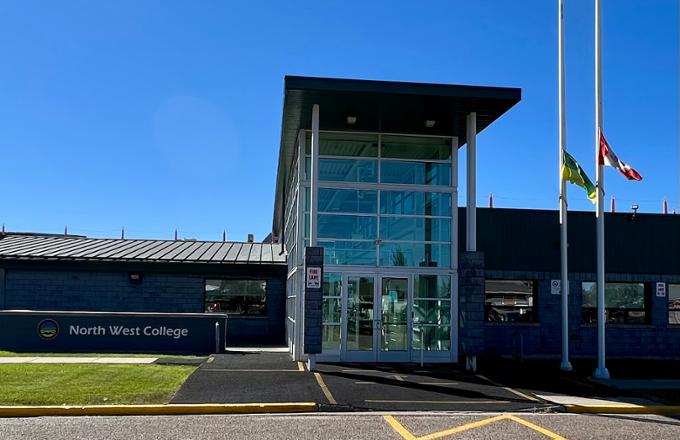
(0, 357, 158, 364)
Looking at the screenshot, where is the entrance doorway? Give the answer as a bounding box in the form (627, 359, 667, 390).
(320, 272, 455, 363)
(339, 274, 415, 362)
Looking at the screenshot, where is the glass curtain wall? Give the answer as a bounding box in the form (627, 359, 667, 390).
(298, 131, 456, 360)
(303, 133, 453, 268)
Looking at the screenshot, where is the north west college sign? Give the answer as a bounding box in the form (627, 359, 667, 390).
(0, 310, 227, 354)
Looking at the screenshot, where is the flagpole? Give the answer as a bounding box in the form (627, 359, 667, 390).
(594, 0, 610, 380)
(558, 0, 572, 372)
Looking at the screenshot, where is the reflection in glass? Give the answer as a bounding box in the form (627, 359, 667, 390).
(204, 279, 267, 316)
(318, 214, 376, 240)
(669, 285, 680, 325)
(485, 280, 534, 323)
(316, 158, 378, 182)
(306, 132, 379, 157)
(381, 277, 408, 351)
(321, 240, 376, 265)
(381, 161, 450, 186)
(379, 243, 451, 268)
(381, 135, 452, 160)
(319, 188, 378, 214)
(380, 217, 451, 242)
(322, 272, 342, 351)
(412, 326, 451, 351)
(415, 275, 451, 298)
(347, 276, 374, 351)
(380, 191, 451, 216)
(413, 300, 451, 325)
(581, 282, 646, 324)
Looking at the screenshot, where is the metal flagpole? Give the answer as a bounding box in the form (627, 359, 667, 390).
(558, 0, 572, 372)
(593, 0, 610, 379)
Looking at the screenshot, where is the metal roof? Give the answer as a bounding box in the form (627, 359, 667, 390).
(273, 75, 522, 235)
(0, 235, 286, 265)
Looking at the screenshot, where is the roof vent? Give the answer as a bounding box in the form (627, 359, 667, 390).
(247, 234, 254, 243)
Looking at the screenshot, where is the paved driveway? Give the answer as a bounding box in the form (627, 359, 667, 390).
(172, 353, 548, 412)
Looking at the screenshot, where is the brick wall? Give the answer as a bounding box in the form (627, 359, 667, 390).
(483, 270, 680, 359)
(458, 252, 485, 358)
(2, 268, 285, 345)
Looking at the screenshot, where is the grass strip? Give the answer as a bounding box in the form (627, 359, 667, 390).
(0, 364, 195, 406)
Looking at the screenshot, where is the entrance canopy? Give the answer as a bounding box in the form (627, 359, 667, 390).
(273, 75, 522, 236)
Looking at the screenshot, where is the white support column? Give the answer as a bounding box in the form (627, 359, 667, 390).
(310, 104, 320, 247)
(451, 136, 459, 363)
(307, 104, 320, 368)
(466, 112, 477, 252)
(293, 129, 306, 361)
(593, 0, 609, 380)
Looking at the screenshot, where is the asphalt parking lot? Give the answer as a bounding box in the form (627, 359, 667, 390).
(172, 353, 552, 412)
(2, 413, 680, 440)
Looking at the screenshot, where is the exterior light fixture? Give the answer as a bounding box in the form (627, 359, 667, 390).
(346, 115, 357, 125)
(424, 119, 435, 128)
(128, 273, 143, 283)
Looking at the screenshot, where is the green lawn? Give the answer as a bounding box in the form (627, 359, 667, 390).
(0, 350, 205, 359)
(0, 364, 196, 405)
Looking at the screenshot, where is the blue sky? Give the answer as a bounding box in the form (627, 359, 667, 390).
(1, 0, 677, 241)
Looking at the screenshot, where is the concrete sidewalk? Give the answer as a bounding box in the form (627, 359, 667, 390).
(0, 357, 158, 364)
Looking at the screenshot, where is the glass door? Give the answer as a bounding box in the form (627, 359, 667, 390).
(342, 274, 377, 362)
(378, 276, 411, 361)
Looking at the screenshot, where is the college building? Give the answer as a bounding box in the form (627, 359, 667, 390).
(1, 76, 678, 362)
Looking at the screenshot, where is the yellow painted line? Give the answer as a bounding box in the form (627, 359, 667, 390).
(384, 414, 568, 440)
(505, 415, 567, 439)
(0, 403, 318, 418)
(418, 414, 509, 440)
(476, 373, 539, 402)
(202, 369, 303, 372)
(565, 404, 680, 415)
(354, 381, 377, 384)
(366, 399, 509, 404)
(383, 415, 417, 440)
(502, 387, 539, 402)
(313, 372, 337, 405)
(297, 361, 305, 372)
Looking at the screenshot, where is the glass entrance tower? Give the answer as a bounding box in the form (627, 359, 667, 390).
(272, 76, 520, 363)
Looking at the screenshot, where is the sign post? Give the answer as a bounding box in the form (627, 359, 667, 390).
(304, 246, 324, 371)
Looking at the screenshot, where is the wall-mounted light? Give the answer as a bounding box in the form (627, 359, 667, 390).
(128, 273, 143, 283)
(346, 115, 357, 125)
(424, 119, 435, 128)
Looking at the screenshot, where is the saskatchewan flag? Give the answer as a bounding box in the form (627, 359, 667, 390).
(562, 150, 596, 203)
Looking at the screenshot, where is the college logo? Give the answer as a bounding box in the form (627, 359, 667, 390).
(37, 319, 59, 340)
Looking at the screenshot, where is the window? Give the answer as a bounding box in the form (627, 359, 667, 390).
(485, 280, 536, 323)
(582, 282, 647, 324)
(322, 273, 342, 351)
(413, 275, 451, 351)
(669, 284, 680, 325)
(205, 279, 267, 316)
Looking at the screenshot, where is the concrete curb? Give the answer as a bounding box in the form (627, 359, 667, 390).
(565, 404, 680, 415)
(0, 403, 318, 418)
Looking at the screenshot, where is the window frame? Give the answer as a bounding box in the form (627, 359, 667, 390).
(484, 279, 538, 323)
(668, 284, 680, 325)
(204, 278, 268, 317)
(581, 282, 649, 325)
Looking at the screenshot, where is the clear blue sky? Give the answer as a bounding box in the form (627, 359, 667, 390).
(1, 0, 677, 241)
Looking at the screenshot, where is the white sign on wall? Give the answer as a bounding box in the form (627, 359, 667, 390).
(306, 267, 321, 289)
(551, 280, 561, 295)
(656, 282, 667, 298)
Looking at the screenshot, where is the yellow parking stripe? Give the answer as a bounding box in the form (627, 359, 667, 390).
(297, 361, 305, 371)
(313, 372, 337, 405)
(505, 415, 567, 440)
(384, 414, 568, 440)
(383, 415, 417, 440)
(417, 415, 509, 440)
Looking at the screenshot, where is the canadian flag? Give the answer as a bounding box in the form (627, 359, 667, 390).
(599, 132, 642, 181)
